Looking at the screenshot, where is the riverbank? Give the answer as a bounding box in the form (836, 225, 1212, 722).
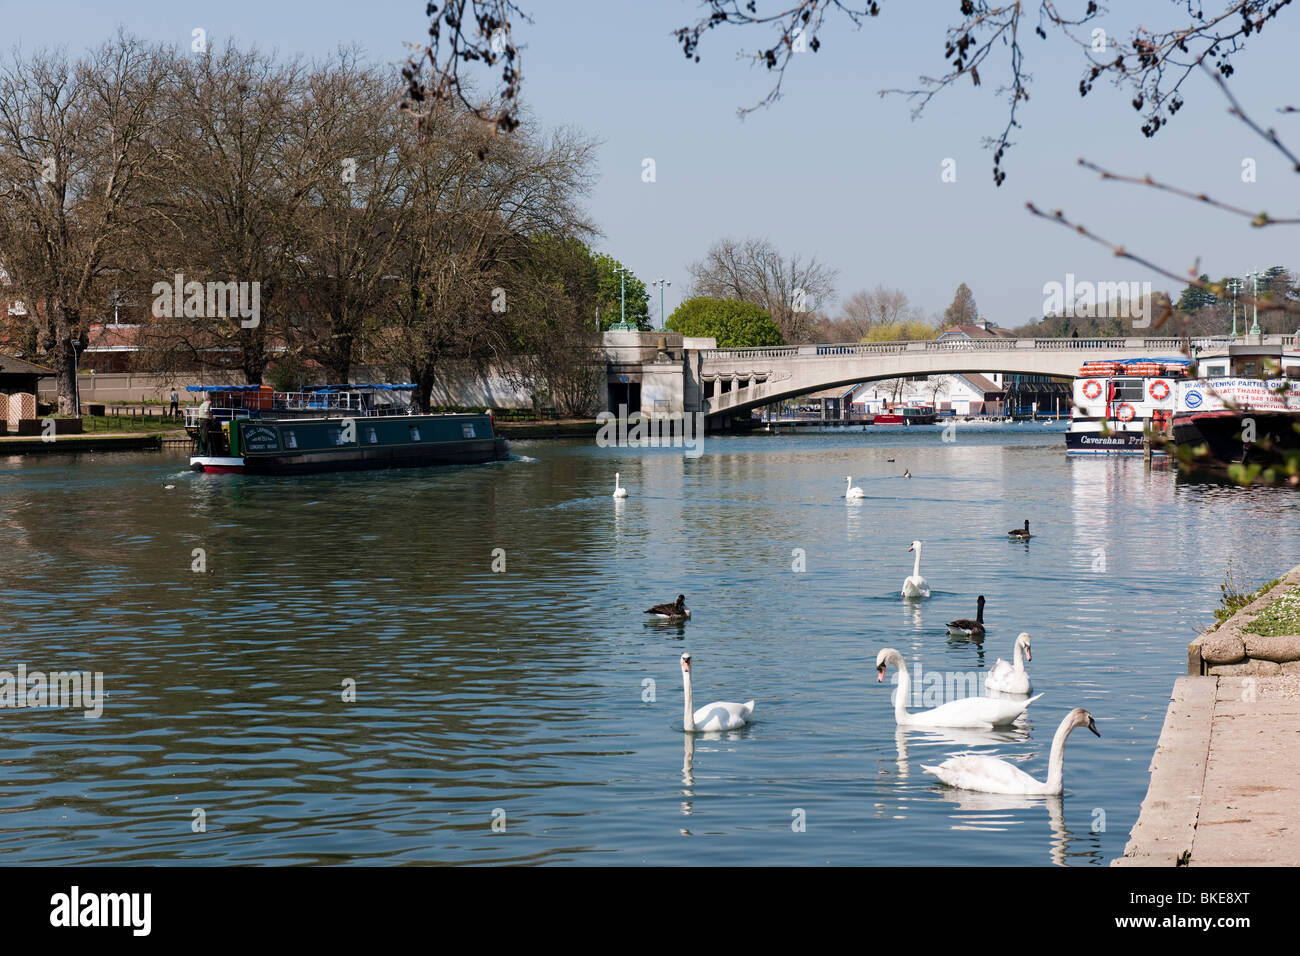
(496, 419, 602, 439)
(0, 432, 173, 454)
(1115, 564, 1300, 866)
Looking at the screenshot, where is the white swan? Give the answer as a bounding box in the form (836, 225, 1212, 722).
(901, 540, 931, 599)
(681, 653, 754, 732)
(986, 632, 1033, 694)
(875, 648, 1042, 729)
(845, 476, 866, 499)
(921, 707, 1100, 794)
(613, 472, 628, 498)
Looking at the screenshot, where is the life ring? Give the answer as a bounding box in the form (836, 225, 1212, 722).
(1082, 379, 1102, 400)
(1117, 403, 1136, 422)
(1148, 379, 1170, 401)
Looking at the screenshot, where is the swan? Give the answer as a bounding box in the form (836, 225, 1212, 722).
(946, 595, 986, 637)
(681, 653, 754, 732)
(986, 632, 1033, 694)
(613, 473, 628, 498)
(875, 648, 1042, 729)
(901, 540, 931, 599)
(646, 595, 690, 620)
(845, 476, 866, 499)
(1009, 519, 1031, 539)
(921, 707, 1099, 794)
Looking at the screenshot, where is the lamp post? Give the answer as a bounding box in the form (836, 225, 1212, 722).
(70, 335, 80, 416)
(1226, 278, 1240, 338)
(1247, 269, 1263, 336)
(650, 277, 671, 330)
(609, 266, 638, 331)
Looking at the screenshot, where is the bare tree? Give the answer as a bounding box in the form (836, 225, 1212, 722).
(838, 286, 921, 340)
(687, 236, 837, 344)
(0, 33, 167, 414)
(383, 104, 597, 412)
(138, 45, 316, 385)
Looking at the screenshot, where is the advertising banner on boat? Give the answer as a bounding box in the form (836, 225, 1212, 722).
(1177, 378, 1300, 413)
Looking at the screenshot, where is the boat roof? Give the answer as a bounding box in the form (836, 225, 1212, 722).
(187, 383, 415, 393)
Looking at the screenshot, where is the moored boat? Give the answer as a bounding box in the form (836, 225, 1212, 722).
(1065, 357, 1190, 456)
(873, 404, 936, 426)
(185, 384, 509, 475)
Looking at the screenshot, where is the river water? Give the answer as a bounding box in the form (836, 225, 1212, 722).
(1, 423, 1294, 865)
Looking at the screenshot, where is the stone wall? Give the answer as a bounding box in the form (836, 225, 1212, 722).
(1188, 564, 1300, 675)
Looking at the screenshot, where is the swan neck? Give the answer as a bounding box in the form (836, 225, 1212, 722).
(893, 658, 911, 722)
(1045, 716, 1075, 793)
(912, 548, 921, 578)
(682, 669, 694, 731)
(1013, 640, 1024, 671)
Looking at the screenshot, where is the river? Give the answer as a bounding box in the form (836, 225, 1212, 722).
(1, 422, 1294, 864)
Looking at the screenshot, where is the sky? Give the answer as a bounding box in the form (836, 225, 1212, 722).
(7, 0, 1297, 329)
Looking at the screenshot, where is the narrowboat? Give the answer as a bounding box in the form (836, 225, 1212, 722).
(185, 384, 509, 475)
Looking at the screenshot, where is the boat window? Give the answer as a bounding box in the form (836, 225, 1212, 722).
(367, 427, 378, 444)
(284, 429, 297, 449)
(1204, 365, 1227, 376)
(1111, 379, 1146, 402)
(462, 423, 476, 438)
(409, 425, 421, 441)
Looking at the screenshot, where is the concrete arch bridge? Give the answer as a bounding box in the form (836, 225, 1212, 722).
(696, 336, 1263, 418)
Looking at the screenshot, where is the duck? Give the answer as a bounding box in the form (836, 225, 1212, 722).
(647, 595, 690, 620)
(680, 653, 754, 732)
(986, 632, 1033, 695)
(613, 473, 628, 498)
(901, 540, 931, 599)
(946, 595, 986, 637)
(875, 648, 1043, 729)
(845, 476, 866, 499)
(921, 707, 1099, 794)
(1009, 519, 1031, 539)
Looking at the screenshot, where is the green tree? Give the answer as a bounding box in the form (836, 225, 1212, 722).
(1177, 274, 1217, 313)
(665, 296, 783, 347)
(592, 252, 649, 330)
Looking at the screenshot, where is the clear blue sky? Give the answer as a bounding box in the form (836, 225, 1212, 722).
(10, 0, 1296, 327)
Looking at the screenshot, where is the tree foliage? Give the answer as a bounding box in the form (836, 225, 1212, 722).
(665, 296, 784, 347)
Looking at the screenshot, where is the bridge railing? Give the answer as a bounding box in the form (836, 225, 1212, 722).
(700, 335, 1247, 361)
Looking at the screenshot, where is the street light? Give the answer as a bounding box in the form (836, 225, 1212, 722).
(1246, 269, 1263, 336)
(649, 277, 671, 330)
(70, 335, 80, 416)
(1226, 278, 1240, 338)
(609, 266, 638, 331)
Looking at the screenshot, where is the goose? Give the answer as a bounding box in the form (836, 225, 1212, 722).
(986, 632, 1033, 695)
(875, 648, 1043, 728)
(901, 540, 931, 599)
(1009, 519, 1031, 539)
(613, 473, 628, 498)
(680, 653, 754, 732)
(646, 595, 690, 620)
(946, 595, 986, 637)
(902, 468, 911, 478)
(845, 476, 866, 499)
(886, 457, 896, 463)
(921, 707, 1099, 794)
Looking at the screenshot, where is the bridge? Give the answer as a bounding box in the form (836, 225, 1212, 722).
(694, 334, 1297, 417)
